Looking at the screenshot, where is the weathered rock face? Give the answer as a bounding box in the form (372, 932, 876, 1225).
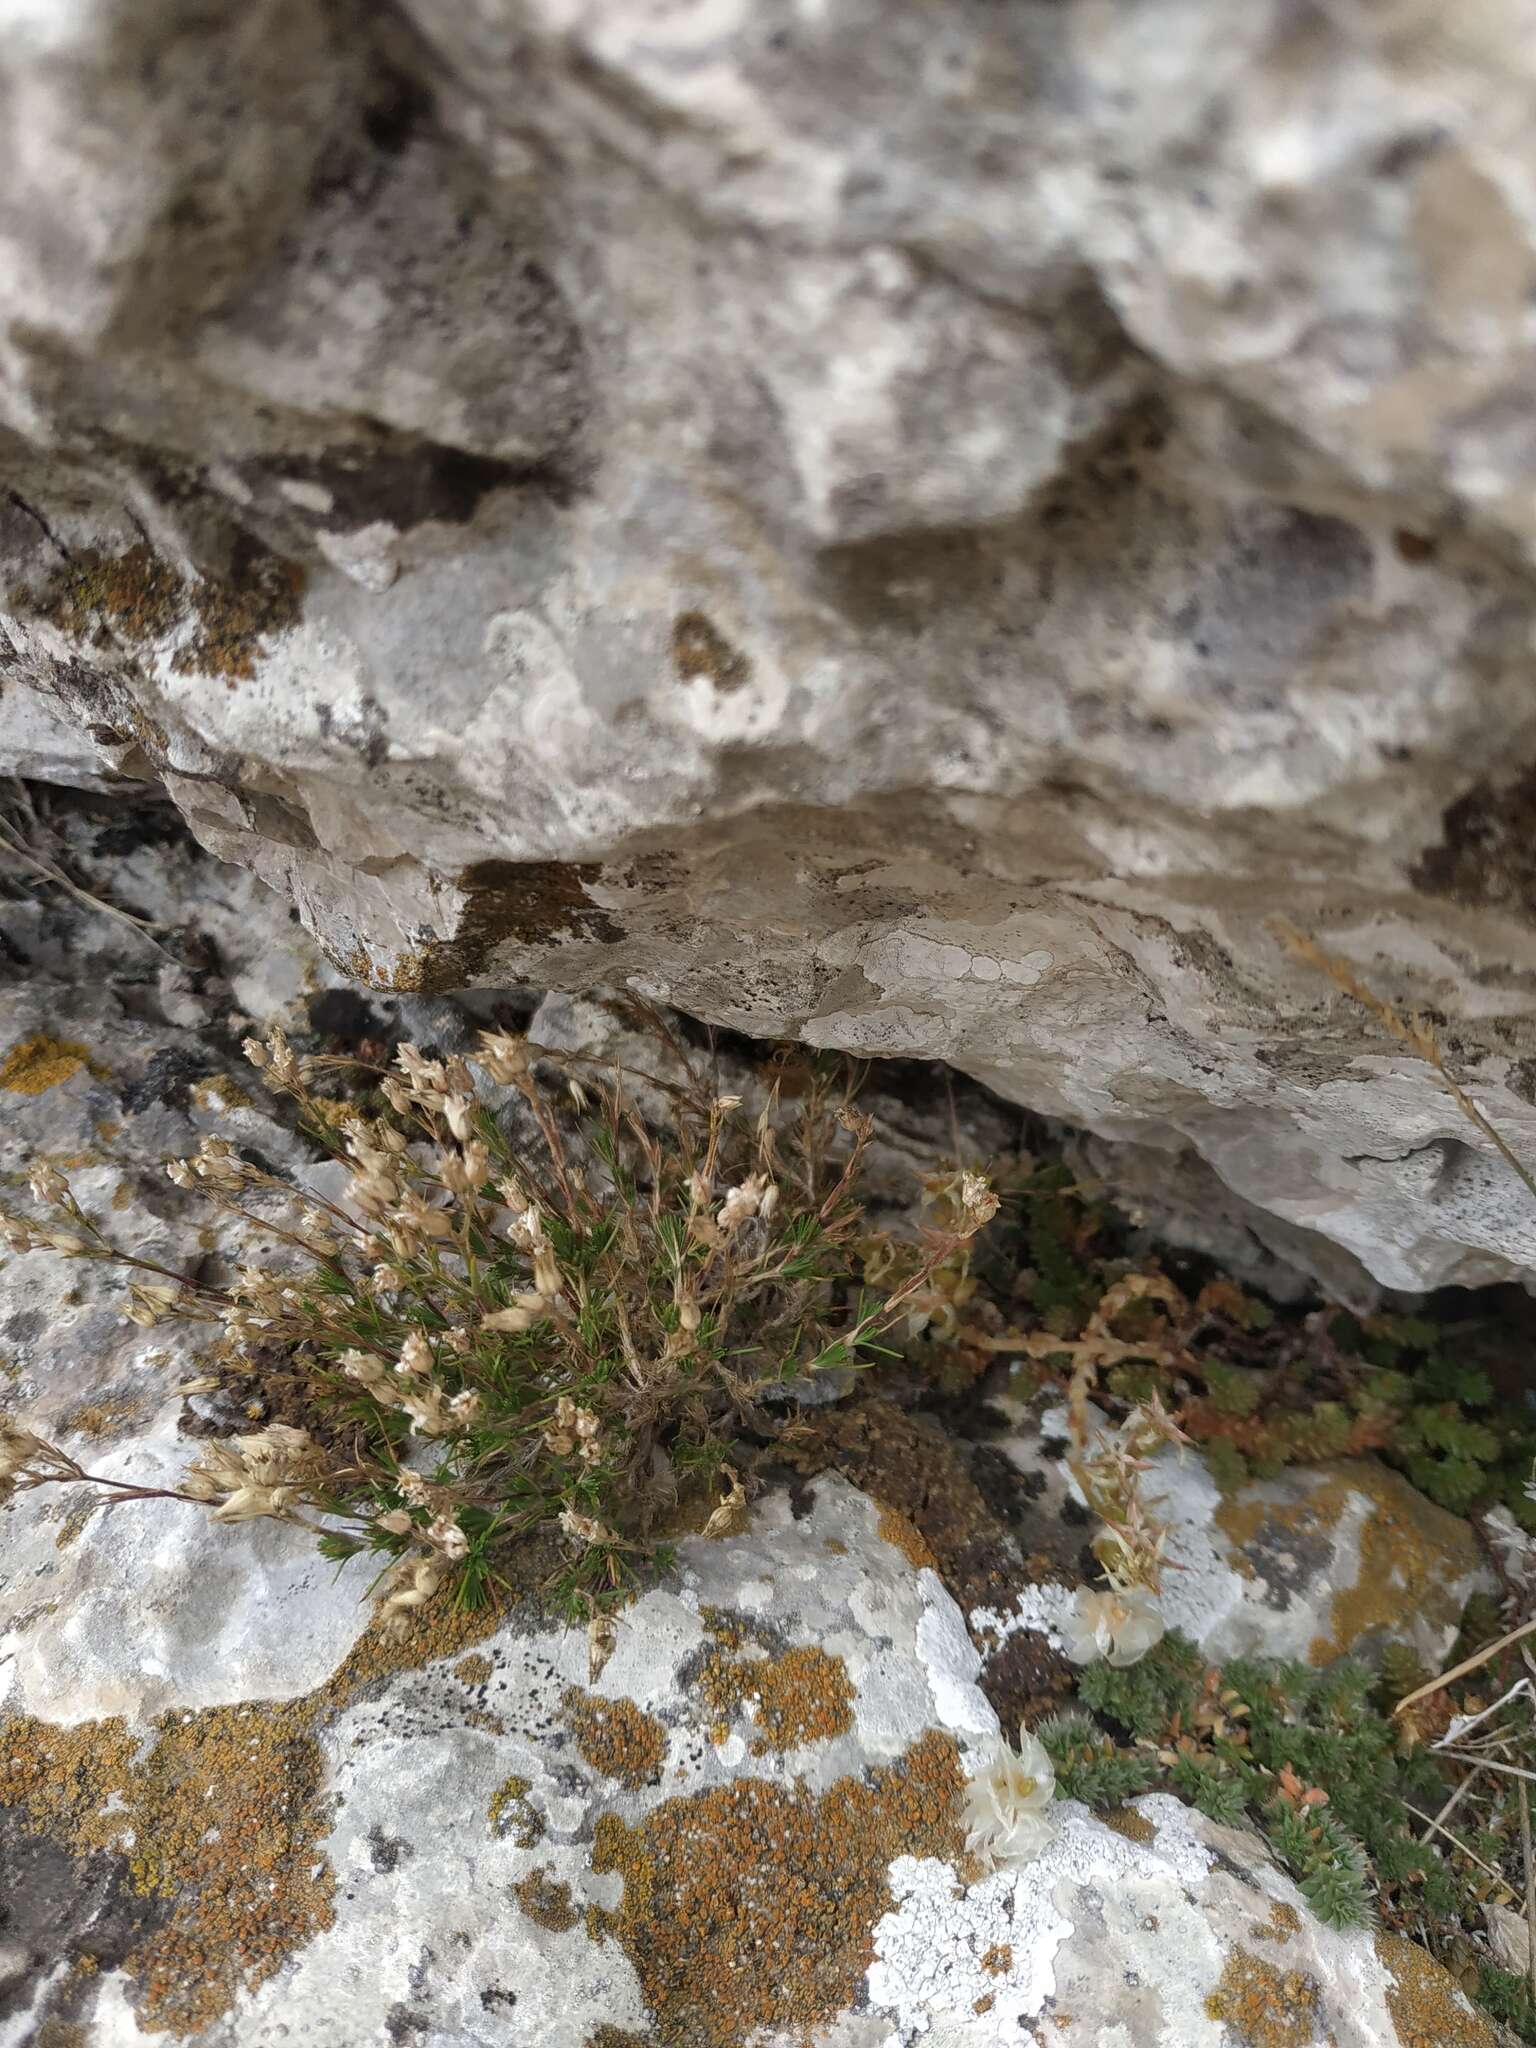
(0, 814, 1504, 2045)
(12, 1466, 1486, 2048)
(972, 1400, 1493, 1678)
(6, 1, 1536, 1295)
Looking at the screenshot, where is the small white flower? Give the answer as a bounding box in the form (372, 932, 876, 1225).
(482, 1305, 536, 1334)
(958, 1172, 999, 1228)
(442, 1093, 476, 1142)
(427, 1512, 468, 1560)
(963, 1725, 1056, 1871)
(27, 1162, 67, 1205)
(397, 1331, 433, 1378)
(1063, 1585, 1165, 1669)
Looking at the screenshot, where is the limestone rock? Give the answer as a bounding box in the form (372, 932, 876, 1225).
(0, 779, 1506, 2044)
(0, 1473, 1488, 2047)
(971, 1399, 1493, 1673)
(6, 4, 1536, 1294)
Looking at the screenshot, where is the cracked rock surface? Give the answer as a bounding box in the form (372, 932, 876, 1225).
(0, 800, 1506, 2046)
(6, 4, 1536, 1292)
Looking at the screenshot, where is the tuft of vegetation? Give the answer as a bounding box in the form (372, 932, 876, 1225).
(993, 1170, 1536, 1529)
(1042, 1631, 1471, 1936)
(0, 1022, 996, 1628)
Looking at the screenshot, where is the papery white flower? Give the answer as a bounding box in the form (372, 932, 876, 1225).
(958, 1172, 999, 1228)
(962, 1725, 1056, 1871)
(1063, 1585, 1165, 1669)
(476, 1032, 530, 1085)
(397, 1331, 433, 1378)
(28, 1162, 68, 1205)
(717, 1174, 770, 1232)
(341, 1348, 390, 1390)
(398, 1388, 449, 1436)
(483, 1305, 536, 1334)
(427, 1512, 468, 1560)
(442, 1093, 476, 1142)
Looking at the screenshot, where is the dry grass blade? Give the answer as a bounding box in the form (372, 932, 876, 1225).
(1400, 1797, 1510, 1891)
(1392, 1614, 1536, 1716)
(1439, 1752, 1536, 1785)
(1523, 1778, 1536, 2003)
(0, 800, 168, 951)
(1417, 1764, 1482, 1845)
(1270, 916, 1536, 1205)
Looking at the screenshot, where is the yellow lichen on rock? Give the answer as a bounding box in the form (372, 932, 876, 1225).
(1, 1701, 334, 2035)
(589, 1728, 963, 2048)
(1212, 1460, 1484, 1665)
(0, 1036, 99, 1095)
(697, 1614, 855, 1754)
(1376, 1932, 1497, 2048)
(0, 1595, 511, 2035)
(1204, 1947, 1325, 2048)
(564, 1688, 669, 1787)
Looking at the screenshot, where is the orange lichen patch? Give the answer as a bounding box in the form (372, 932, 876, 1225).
(1376, 1932, 1497, 2048)
(177, 551, 305, 682)
(590, 1729, 963, 2048)
(488, 1774, 544, 1848)
(34, 543, 184, 642)
(1, 1700, 335, 2036)
(0, 1036, 100, 1095)
(1204, 1948, 1324, 2048)
(304, 1095, 367, 1129)
(877, 1505, 937, 1571)
(1301, 1467, 1480, 1666)
(60, 1398, 142, 1441)
(1211, 1464, 1482, 1667)
(1101, 1806, 1156, 1846)
(323, 1587, 507, 1696)
(190, 1077, 253, 1113)
(698, 1623, 855, 1754)
(0, 1594, 517, 2037)
(565, 1689, 669, 1788)
(32, 539, 304, 685)
(980, 1942, 1013, 1977)
(515, 1867, 581, 1934)
(1253, 1892, 1302, 1941)
(34, 2024, 86, 2048)
(973, 1993, 995, 2014)
(454, 1653, 493, 1688)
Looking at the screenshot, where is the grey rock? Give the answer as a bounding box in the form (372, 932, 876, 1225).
(0, 1474, 1474, 2046)
(0, 777, 1500, 2043)
(6, 1, 1536, 1299)
(972, 1397, 1494, 1675)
